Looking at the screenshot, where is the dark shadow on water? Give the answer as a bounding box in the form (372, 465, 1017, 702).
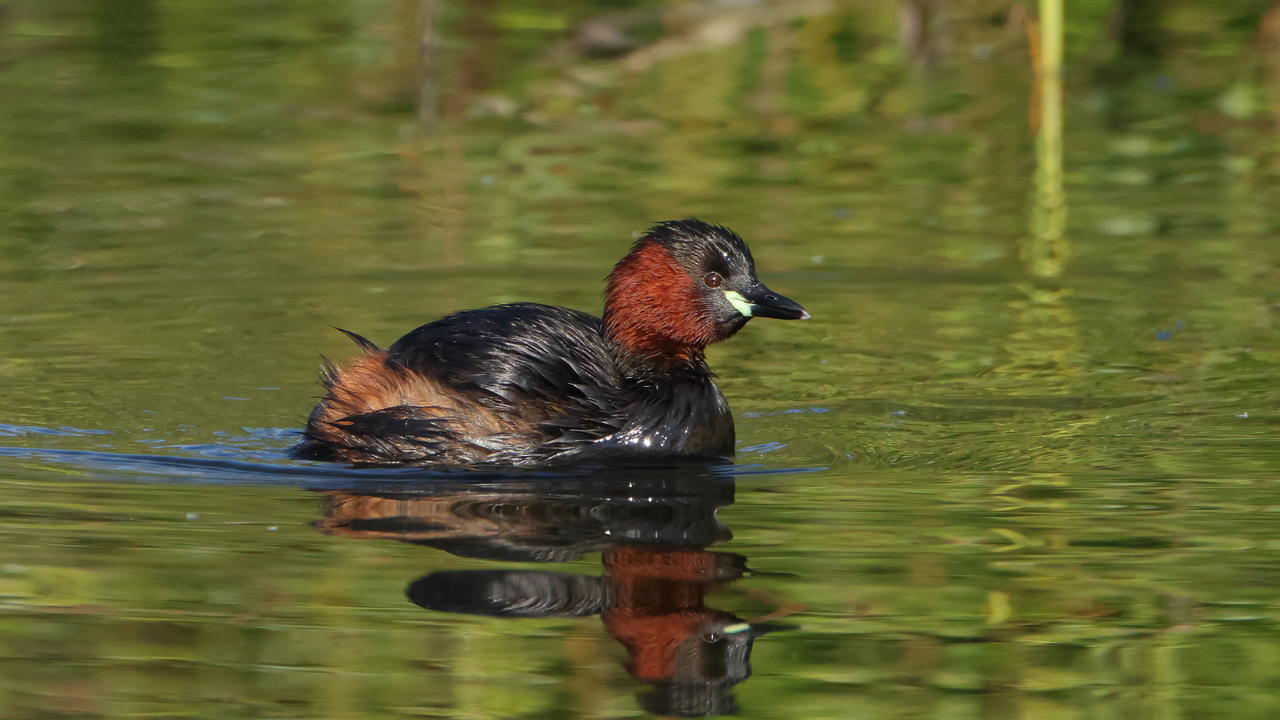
(315, 469, 793, 717)
(0, 425, 819, 712)
(0, 433, 812, 712)
(0, 432, 815, 715)
(0, 441, 824, 489)
(0, 424, 812, 714)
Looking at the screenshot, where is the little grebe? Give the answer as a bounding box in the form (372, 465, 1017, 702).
(295, 219, 808, 465)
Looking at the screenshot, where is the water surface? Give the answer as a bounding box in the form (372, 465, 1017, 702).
(1, 2, 1279, 718)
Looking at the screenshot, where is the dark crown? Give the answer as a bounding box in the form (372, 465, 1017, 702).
(641, 219, 756, 276)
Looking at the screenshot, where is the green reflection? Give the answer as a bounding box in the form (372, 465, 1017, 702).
(1, 1, 1280, 718)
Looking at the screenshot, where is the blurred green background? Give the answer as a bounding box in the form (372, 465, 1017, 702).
(1, 0, 1279, 718)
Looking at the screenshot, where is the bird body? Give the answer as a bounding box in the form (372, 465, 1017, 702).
(295, 220, 807, 466)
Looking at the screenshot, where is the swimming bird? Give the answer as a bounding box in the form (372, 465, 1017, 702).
(295, 219, 808, 465)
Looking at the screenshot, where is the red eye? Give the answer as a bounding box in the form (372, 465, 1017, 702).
(703, 272, 723, 288)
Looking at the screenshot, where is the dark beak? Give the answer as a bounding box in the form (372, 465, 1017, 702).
(742, 283, 810, 320)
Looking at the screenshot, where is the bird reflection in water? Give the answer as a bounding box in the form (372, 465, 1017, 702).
(313, 471, 793, 717)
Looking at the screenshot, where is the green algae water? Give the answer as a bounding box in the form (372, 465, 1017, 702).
(2, 1, 1279, 717)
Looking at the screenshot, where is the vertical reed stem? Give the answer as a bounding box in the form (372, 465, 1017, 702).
(1027, 0, 1068, 278)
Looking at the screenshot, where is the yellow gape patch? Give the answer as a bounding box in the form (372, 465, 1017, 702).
(723, 290, 754, 317)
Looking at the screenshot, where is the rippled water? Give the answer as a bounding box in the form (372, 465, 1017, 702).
(2, 2, 1279, 718)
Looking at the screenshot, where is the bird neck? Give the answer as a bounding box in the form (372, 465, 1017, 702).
(603, 240, 714, 365)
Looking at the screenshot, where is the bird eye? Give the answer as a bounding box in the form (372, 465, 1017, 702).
(703, 631, 721, 643)
(703, 272, 723, 288)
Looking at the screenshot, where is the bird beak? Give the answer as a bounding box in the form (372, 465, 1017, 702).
(724, 284, 810, 320)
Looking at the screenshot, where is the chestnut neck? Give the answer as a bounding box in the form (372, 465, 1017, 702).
(603, 241, 713, 372)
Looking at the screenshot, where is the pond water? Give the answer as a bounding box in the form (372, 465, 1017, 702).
(2, 1, 1279, 718)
